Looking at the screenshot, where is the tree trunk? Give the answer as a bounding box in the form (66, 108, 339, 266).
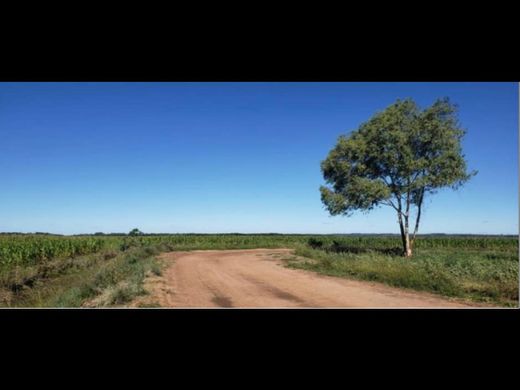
(404, 212, 412, 257)
(410, 188, 424, 251)
(404, 231, 412, 257)
(398, 213, 412, 257)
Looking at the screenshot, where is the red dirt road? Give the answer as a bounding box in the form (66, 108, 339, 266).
(140, 248, 472, 308)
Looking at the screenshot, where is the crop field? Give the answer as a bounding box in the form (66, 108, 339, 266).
(0, 234, 319, 269)
(0, 234, 518, 307)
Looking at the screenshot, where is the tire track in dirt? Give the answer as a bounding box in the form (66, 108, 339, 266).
(137, 248, 474, 308)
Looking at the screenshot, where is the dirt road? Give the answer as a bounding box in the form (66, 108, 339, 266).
(140, 248, 472, 308)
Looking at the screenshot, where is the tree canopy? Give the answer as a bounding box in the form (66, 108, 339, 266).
(128, 228, 143, 236)
(320, 98, 476, 256)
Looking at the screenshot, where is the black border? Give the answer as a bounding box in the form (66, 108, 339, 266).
(3, 2, 519, 81)
(2, 33, 519, 82)
(3, 307, 519, 334)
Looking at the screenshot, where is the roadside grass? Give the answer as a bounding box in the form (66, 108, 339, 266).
(1, 243, 171, 307)
(135, 301, 162, 308)
(289, 244, 519, 307)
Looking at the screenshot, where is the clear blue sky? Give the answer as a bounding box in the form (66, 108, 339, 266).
(0, 82, 517, 235)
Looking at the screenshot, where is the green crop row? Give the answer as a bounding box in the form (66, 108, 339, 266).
(1, 234, 517, 268)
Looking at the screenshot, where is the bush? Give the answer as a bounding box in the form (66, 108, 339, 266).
(308, 238, 324, 249)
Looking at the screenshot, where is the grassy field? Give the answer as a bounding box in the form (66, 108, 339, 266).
(289, 236, 518, 306)
(0, 234, 518, 307)
(0, 239, 172, 307)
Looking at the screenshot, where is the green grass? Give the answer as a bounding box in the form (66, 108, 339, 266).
(1, 244, 170, 307)
(288, 243, 518, 306)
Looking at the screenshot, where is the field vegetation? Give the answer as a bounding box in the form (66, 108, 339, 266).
(291, 236, 518, 306)
(0, 233, 517, 307)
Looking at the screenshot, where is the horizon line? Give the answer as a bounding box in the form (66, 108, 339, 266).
(0, 231, 517, 237)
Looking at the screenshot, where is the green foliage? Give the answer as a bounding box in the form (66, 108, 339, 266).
(289, 238, 518, 306)
(128, 228, 143, 236)
(320, 98, 476, 253)
(2, 233, 516, 269)
(0, 235, 108, 267)
(3, 244, 165, 307)
(308, 237, 324, 249)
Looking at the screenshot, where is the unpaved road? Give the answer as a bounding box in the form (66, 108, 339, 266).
(139, 248, 473, 308)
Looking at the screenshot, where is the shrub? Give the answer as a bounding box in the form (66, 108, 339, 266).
(308, 238, 324, 249)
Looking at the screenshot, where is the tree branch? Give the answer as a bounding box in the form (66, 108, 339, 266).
(381, 176, 392, 187)
(411, 188, 425, 246)
(405, 177, 411, 218)
(396, 194, 403, 217)
(381, 199, 399, 212)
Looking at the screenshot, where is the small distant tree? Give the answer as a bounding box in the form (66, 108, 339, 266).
(128, 228, 143, 236)
(320, 98, 476, 257)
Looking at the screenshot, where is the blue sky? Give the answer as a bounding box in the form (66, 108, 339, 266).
(0, 82, 517, 235)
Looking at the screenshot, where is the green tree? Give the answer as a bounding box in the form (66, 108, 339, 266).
(128, 228, 143, 236)
(320, 98, 476, 257)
